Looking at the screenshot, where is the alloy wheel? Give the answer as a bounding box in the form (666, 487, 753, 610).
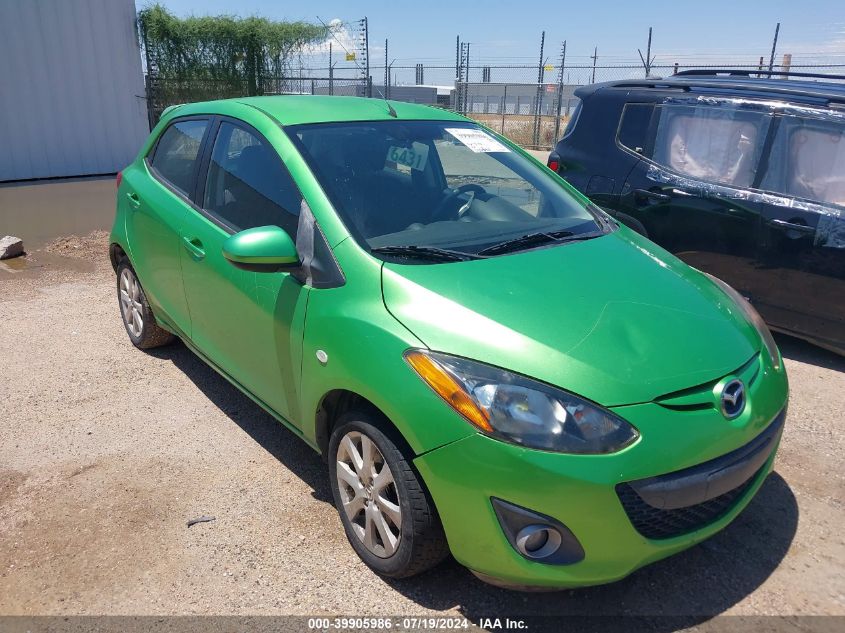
(119, 268, 144, 338)
(335, 431, 402, 558)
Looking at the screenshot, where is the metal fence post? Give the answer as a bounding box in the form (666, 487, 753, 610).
(501, 84, 507, 134)
(533, 31, 545, 149)
(144, 74, 155, 131)
(553, 40, 566, 142)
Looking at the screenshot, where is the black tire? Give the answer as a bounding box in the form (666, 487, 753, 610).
(328, 411, 449, 578)
(116, 261, 175, 350)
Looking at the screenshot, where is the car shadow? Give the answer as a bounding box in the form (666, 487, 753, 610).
(150, 340, 799, 632)
(148, 340, 334, 506)
(774, 332, 845, 372)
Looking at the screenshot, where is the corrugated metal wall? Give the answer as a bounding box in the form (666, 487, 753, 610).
(0, 0, 149, 181)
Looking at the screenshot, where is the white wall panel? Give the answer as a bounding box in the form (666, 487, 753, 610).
(0, 0, 148, 181)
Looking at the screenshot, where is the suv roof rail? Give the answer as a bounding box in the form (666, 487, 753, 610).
(675, 68, 845, 82)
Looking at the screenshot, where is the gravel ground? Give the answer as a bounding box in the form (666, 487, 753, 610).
(0, 233, 843, 628)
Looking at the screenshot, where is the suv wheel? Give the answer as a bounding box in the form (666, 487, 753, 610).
(328, 412, 449, 578)
(117, 262, 174, 349)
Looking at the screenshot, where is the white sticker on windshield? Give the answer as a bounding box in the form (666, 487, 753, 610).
(386, 142, 430, 171)
(445, 128, 510, 153)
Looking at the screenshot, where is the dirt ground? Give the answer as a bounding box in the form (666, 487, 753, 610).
(0, 229, 843, 629)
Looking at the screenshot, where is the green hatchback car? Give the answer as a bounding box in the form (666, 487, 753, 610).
(111, 96, 789, 589)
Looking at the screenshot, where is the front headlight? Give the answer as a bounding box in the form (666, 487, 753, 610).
(705, 273, 781, 371)
(405, 350, 639, 454)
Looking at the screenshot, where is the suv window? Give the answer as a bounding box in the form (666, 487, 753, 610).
(651, 104, 771, 189)
(617, 103, 655, 155)
(203, 121, 301, 235)
(759, 114, 845, 208)
(150, 119, 208, 195)
(561, 99, 582, 139)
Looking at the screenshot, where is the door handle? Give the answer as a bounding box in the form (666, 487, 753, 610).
(633, 189, 671, 204)
(769, 219, 815, 234)
(125, 191, 141, 209)
(182, 236, 206, 260)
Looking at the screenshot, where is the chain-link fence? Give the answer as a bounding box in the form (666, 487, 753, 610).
(145, 74, 369, 125)
(140, 15, 845, 150)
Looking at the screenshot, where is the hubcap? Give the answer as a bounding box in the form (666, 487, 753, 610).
(335, 431, 402, 558)
(119, 268, 144, 338)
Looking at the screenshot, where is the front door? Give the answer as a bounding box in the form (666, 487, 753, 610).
(617, 100, 773, 299)
(180, 118, 309, 423)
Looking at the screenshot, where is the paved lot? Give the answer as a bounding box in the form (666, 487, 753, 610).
(0, 175, 842, 628)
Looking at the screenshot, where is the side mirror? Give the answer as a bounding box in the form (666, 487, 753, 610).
(222, 225, 299, 273)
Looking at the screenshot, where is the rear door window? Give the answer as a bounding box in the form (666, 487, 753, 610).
(759, 114, 845, 208)
(150, 119, 209, 196)
(650, 103, 771, 189)
(202, 121, 301, 235)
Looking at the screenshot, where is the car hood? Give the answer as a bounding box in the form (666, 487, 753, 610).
(380, 230, 760, 407)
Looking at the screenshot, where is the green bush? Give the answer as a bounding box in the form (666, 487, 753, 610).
(138, 3, 329, 95)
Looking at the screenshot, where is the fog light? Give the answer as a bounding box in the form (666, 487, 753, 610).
(491, 498, 585, 565)
(515, 525, 562, 559)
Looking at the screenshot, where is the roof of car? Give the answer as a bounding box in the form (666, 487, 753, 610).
(171, 95, 467, 126)
(579, 71, 845, 106)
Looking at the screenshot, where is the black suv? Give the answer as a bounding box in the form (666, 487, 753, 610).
(550, 70, 845, 354)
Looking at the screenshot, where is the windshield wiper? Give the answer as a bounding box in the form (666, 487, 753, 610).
(477, 230, 601, 256)
(370, 245, 480, 262)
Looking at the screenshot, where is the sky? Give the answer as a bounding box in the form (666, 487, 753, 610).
(134, 0, 845, 74)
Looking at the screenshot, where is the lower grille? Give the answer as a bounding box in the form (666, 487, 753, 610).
(616, 467, 761, 540)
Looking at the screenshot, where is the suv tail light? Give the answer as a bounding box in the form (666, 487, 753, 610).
(547, 152, 561, 173)
(116, 171, 123, 189)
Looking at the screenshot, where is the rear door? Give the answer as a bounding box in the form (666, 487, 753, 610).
(179, 117, 309, 422)
(125, 117, 210, 336)
(617, 100, 772, 297)
(753, 110, 845, 350)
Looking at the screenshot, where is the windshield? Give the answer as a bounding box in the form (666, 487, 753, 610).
(286, 120, 608, 260)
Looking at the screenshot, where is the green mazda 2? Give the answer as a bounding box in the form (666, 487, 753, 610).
(111, 96, 788, 589)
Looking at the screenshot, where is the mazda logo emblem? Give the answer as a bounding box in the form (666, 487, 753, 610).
(720, 379, 746, 419)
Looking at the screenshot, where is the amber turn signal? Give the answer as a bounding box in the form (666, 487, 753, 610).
(405, 350, 494, 433)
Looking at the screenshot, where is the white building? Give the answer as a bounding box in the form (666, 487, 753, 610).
(0, 0, 148, 181)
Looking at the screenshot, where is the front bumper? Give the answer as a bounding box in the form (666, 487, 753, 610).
(414, 361, 787, 588)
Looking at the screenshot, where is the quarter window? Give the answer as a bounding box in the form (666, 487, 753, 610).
(560, 98, 582, 139)
(651, 104, 771, 189)
(203, 122, 301, 235)
(150, 119, 208, 195)
(617, 103, 654, 155)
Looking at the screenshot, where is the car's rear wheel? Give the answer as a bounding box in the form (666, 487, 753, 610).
(328, 411, 449, 578)
(116, 262, 174, 349)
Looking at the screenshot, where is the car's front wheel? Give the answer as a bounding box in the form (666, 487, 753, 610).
(328, 411, 449, 578)
(116, 261, 174, 349)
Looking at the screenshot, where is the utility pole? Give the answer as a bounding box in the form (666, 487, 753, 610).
(638, 27, 655, 77)
(553, 40, 567, 141)
(591, 46, 598, 84)
(329, 42, 333, 95)
(768, 22, 780, 73)
(384, 39, 388, 99)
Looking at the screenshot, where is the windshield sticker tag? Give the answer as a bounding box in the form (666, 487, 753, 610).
(445, 128, 510, 153)
(387, 142, 430, 171)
